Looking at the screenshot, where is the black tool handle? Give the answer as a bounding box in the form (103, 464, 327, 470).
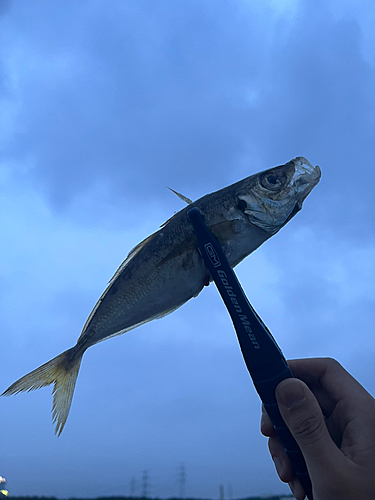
(188, 207, 313, 500)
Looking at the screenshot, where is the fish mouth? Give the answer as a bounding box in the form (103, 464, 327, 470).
(293, 157, 321, 186)
(290, 157, 321, 204)
(278, 157, 320, 229)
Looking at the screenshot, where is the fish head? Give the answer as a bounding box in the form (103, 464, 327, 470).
(237, 157, 321, 234)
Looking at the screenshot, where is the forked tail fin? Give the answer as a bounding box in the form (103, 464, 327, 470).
(1, 348, 82, 435)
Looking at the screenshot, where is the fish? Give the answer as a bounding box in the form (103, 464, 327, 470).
(2, 156, 321, 435)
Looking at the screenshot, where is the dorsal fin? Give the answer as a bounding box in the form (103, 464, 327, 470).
(167, 187, 193, 205)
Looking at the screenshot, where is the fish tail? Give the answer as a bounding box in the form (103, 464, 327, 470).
(1, 347, 82, 435)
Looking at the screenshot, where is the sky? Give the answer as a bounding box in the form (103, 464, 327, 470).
(0, 0, 375, 498)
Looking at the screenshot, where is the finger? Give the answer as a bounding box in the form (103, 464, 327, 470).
(288, 358, 375, 435)
(276, 378, 345, 481)
(288, 477, 306, 500)
(268, 435, 294, 483)
(288, 358, 372, 407)
(260, 405, 275, 437)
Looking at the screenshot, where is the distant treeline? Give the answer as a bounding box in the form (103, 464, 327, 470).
(7, 495, 293, 500)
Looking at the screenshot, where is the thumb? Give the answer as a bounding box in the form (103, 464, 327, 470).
(276, 378, 342, 478)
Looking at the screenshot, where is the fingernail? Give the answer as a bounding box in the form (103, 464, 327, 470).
(277, 381, 306, 409)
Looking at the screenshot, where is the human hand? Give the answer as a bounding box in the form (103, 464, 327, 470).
(260, 358, 375, 500)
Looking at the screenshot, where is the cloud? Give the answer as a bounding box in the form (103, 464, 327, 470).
(1, 1, 267, 211)
(1, 0, 373, 245)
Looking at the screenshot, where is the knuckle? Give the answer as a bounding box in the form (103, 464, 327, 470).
(292, 411, 326, 444)
(322, 357, 342, 370)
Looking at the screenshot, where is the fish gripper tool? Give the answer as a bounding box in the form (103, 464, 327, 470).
(188, 207, 313, 500)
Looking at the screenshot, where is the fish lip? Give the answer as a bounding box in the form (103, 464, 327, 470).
(293, 157, 321, 184)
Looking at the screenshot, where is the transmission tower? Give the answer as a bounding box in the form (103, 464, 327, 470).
(178, 463, 186, 498)
(219, 484, 224, 500)
(142, 470, 149, 498)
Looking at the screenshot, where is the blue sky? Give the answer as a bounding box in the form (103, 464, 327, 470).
(1, 0, 375, 498)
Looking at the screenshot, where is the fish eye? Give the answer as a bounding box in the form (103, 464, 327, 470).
(260, 171, 286, 191)
(267, 175, 278, 184)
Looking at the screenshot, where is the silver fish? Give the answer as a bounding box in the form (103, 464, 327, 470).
(2, 157, 321, 434)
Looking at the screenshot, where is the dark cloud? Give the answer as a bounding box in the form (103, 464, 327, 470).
(247, 0, 375, 238)
(3, 1, 267, 212)
(3, 0, 374, 242)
